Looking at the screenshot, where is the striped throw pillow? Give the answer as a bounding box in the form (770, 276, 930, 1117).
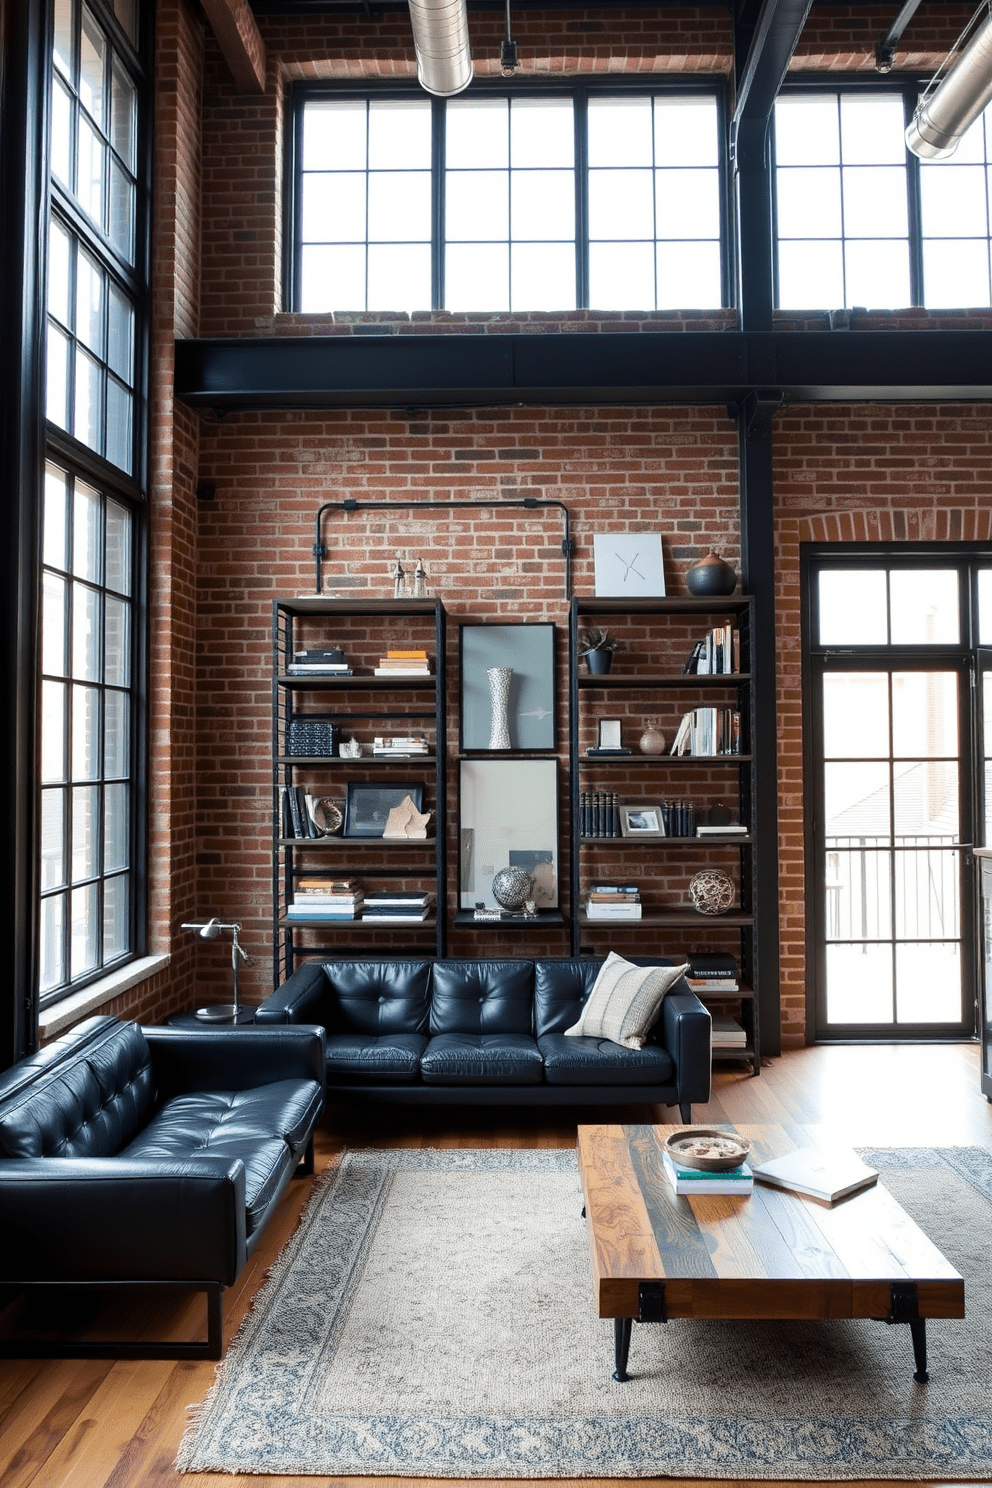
(564, 953, 689, 1049)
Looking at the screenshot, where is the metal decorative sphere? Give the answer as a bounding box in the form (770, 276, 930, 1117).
(491, 866, 535, 910)
(688, 869, 735, 916)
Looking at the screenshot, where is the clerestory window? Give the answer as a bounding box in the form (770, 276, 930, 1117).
(290, 86, 726, 314)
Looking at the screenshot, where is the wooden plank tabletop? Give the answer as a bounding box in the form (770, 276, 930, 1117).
(577, 1123, 965, 1323)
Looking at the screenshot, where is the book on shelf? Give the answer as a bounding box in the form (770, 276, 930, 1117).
(287, 663, 352, 674)
(710, 1014, 747, 1047)
(585, 747, 632, 756)
(291, 890, 364, 906)
(586, 901, 642, 919)
(661, 1149, 753, 1196)
(696, 823, 748, 835)
(385, 649, 428, 658)
(373, 666, 432, 677)
(751, 1148, 879, 1206)
(687, 978, 740, 993)
(362, 908, 432, 922)
(682, 625, 740, 677)
(294, 648, 346, 663)
(579, 790, 620, 838)
(670, 707, 742, 757)
(296, 876, 359, 894)
(591, 883, 640, 894)
(285, 904, 361, 919)
(687, 951, 738, 976)
(588, 889, 639, 902)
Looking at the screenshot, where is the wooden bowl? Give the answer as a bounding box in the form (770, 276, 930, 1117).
(664, 1128, 751, 1171)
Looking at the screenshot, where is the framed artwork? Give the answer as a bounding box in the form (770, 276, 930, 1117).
(619, 802, 666, 838)
(593, 533, 666, 597)
(459, 623, 555, 752)
(599, 719, 622, 749)
(343, 781, 425, 838)
(458, 758, 559, 909)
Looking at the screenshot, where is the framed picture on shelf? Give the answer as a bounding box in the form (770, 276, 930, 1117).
(458, 757, 559, 909)
(459, 623, 555, 752)
(343, 781, 425, 838)
(599, 719, 622, 749)
(619, 803, 666, 838)
(593, 533, 666, 597)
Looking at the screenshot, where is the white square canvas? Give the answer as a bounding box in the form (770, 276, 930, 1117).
(593, 533, 666, 597)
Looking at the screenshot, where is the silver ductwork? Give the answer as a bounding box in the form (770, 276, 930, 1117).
(408, 0, 474, 97)
(906, 9, 992, 159)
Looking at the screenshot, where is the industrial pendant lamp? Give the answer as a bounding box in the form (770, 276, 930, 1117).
(906, 4, 992, 159)
(408, 0, 473, 97)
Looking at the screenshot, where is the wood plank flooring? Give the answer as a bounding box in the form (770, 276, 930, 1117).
(2, 1040, 990, 1488)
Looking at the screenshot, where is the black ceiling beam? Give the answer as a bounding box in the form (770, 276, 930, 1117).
(174, 330, 992, 411)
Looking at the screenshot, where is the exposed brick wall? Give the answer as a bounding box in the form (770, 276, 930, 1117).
(773, 404, 992, 1047)
(191, 403, 740, 1000)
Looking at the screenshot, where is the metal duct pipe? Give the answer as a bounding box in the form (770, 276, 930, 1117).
(408, 0, 473, 97)
(906, 9, 992, 159)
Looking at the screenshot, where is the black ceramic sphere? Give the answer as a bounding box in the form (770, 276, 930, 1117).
(686, 553, 738, 597)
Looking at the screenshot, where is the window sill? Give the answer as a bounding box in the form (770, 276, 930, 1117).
(38, 954, 171, 1040)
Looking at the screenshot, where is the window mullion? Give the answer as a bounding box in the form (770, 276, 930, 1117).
(434, 96, 445, 310)
(574, 90, 588, 307)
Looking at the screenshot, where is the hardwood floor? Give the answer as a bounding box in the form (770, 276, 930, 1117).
(2, 1040, 990, 1488)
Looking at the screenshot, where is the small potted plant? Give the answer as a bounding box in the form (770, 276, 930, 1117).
(578, 626, 623, 675)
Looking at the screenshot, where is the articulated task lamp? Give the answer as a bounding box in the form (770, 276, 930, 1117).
(180, 918, 252, 1022)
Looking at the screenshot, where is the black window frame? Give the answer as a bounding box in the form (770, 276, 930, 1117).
(284, 78, 733, 314)
(39, 0, 152, 1008)
(773, 76, 992, 312)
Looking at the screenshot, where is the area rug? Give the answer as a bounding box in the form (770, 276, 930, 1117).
(177, 1145, 992, 1479)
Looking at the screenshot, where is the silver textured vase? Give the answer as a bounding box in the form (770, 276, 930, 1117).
(487, 667, 512, 749)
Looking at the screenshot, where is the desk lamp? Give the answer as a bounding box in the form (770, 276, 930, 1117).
(180, 918, 251, 1022)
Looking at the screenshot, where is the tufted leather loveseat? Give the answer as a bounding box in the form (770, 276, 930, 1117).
(0, 1014, 324, 1359)
(256, 957, 710, 1121)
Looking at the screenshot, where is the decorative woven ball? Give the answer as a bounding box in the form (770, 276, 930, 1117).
(688, 868, 735, 916)
(491, 866, 535, 910)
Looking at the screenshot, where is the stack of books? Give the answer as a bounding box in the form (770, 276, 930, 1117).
(373, 734, 430, 758)
(585, 884, 641, 920)
(362, 890, 435, 923)
(285, 877, 363, 920)
(685, 952, 739, 993)
(710, 1014, 748, 1050)
(670, 707, 741, 756)
(281, 786, 326, 839)
(661, 1148, 753, 1196)
(579, 791, 620, 837)
(373, 649, 432, 677)
(287, 648, 352, 676)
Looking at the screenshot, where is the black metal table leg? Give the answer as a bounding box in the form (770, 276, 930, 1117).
(613, 1317, 633, 1382)
(910, 1317, 929, 1383)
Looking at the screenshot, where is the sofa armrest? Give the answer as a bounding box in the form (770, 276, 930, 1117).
(254, 963, 328, 1026)
(0, 1157, 248, 1285)
(659, 987, 712, 1107)
(143, 1024, 325, 1101)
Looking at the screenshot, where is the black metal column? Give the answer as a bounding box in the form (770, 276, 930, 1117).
(0, 1, 48, 1065)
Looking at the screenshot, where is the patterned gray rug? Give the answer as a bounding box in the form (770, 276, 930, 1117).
(177, 1146, 992, 1479)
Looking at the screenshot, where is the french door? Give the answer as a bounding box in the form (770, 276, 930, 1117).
(805, 551, 992, 1040)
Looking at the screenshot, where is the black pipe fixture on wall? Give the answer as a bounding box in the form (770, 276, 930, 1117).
(311, 496, 574, 599)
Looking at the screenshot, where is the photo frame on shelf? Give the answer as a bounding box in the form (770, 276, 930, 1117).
(343, 781, 426, 838)
(619, 803, 666, 838)
(599, 719, 622, 749)
(593, 533, 666, 597)
(459, 623, 555, 752)
(458, 757, 559, 909)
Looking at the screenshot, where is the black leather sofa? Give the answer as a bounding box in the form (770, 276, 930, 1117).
(255, 957, 711, 1120)
(0, 1014, 324, 1359)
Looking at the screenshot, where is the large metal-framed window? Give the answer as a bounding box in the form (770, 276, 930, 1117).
(289, 82, 728, 313)
(774, 83, 992, 310)
(41, 0, 148, 1007)
(802, 546, 992, 1043)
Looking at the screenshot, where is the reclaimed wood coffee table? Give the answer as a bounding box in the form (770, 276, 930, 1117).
(577, 1123, 964, 1384)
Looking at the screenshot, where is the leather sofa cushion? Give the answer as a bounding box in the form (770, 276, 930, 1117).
(533, 959, 603, 1038)
(420, 1034, 544, 1085)
(125, 1079, 322, 1231)
(429, 960, 535, 1036)
(322, 960, 432, 1036)
(324, 1033, 427, 1083)
(538, 1033, 676, 1087)
(0, 1021, 154, 1159)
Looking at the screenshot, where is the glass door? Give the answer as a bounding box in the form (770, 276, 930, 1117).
(807, 558, 976, 1040)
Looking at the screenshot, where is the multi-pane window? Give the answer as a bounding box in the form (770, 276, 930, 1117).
(920, 108, 992, 308)
(40, 463, 135, 1001)
(42, 0, 146, 1005)
(294, 88, 725, 313)
(774, 88, 992, 310)
(775, 93, 911, 310)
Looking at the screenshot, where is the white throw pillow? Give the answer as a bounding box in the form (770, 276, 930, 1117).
(564, 953, 689, 1049)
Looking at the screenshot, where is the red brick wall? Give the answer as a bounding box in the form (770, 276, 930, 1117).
(773, 404, 992, 1047)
